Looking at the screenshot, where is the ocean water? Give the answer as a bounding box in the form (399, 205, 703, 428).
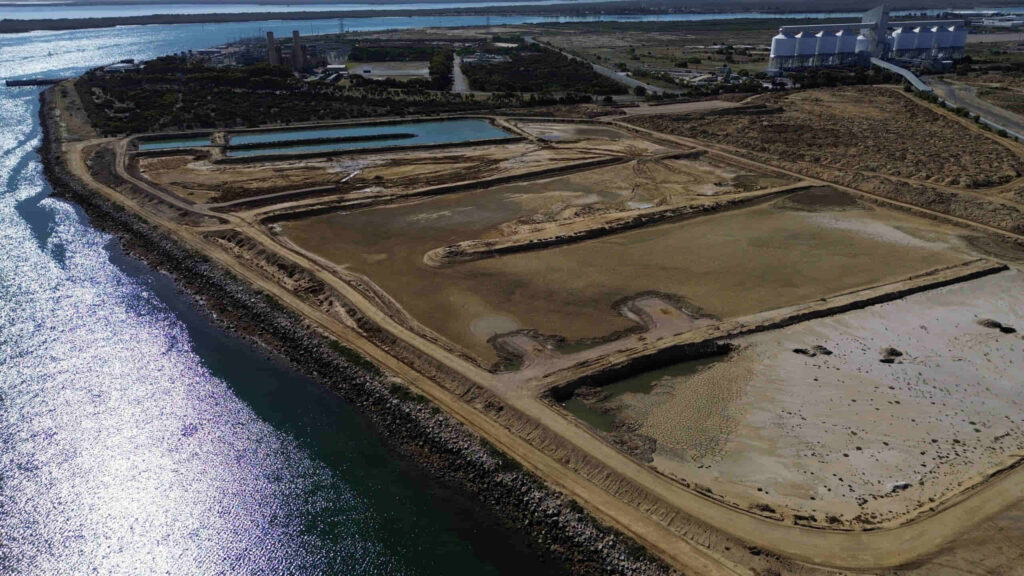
(0, 21, 562, 576)
(0, 6, 972, 34)
(0, 0, 611, 20)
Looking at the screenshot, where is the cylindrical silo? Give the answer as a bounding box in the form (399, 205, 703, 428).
(950, 25, 967, 57)
(914, 26, 936, 57)
(891, 26, 917, 57)
(815, 30, 839, 65)
(934, 25, 954, 57)
(855, 33, 872, 57)
(770, 31, 797, 69)
(795, 32, 818, 67)
(835, 29, 859, 64)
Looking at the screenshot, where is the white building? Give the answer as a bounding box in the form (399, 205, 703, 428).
(769, 5, 966, 71)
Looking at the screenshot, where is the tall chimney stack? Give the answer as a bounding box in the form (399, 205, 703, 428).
(291, 30, 304, 70)
(267, 31, 281, 66)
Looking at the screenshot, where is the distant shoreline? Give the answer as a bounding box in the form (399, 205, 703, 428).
(4, 0, 1020, 34)
(0, 5, 743, 34)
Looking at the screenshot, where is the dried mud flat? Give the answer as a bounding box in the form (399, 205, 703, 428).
(582, 269, 1024, 530)
(281, 186, 975, 365)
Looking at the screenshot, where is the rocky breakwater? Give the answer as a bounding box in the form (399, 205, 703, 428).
(38, 88, 677, 576)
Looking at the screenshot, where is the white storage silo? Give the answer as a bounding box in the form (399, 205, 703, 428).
(914, 26, 936, 57)
(815, 30, 839, 65)
(891, 26, 917, 57)
(770, 31, 797, 69)
(835, 29, 859, 64)
(855, 32, 872, 56)
(950, 24, 967, 57)
(795, 32, 818, 66)
(934, 24, 954, 57)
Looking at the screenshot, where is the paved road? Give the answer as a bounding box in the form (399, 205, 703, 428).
(452, 54, 470, 94)
(523, 35, 665, 95)
(927, 76, 1024, 140)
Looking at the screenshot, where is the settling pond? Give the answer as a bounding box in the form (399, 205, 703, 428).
(226, 118, 512, 157)
(138, 136, 212, 151)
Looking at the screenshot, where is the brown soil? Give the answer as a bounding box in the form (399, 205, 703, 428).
(281, 191, 973, 365)
(137, 134, 660, 204)
(629, 86, 1024, 189)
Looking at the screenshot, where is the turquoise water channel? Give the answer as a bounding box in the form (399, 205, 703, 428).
(226, 118, 512, 157)
(138, 136, 212, 150)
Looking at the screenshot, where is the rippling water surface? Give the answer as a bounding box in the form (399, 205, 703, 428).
(0, 22, 561, 576)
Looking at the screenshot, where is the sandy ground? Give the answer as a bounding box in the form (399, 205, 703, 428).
(515, 121, 639, 142)
(588, 269, 1024, 528)
(136, 137, 651, 204)
(616, 100, 743, 117)
(629, 86, 1024, 189)
(281, 188, 975, 365)
(896, 492, 1024, 575)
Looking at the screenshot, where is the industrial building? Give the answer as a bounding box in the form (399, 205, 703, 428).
(265, 30, 309, 71)
(769, 5, 966, 71)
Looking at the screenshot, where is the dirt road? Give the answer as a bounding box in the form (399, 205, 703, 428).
(452, 54, 471, 93)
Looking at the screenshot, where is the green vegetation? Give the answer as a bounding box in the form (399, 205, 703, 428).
(428, 47, 455, 90)
(460, 45, 627, 95)
(76, 56, 483, 135)
(348, 43, 438, 62)
(788, 66, 898, 89)
(489, 33, 523, 44)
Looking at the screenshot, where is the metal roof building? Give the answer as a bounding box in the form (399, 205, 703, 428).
(768, 5, 966, 71)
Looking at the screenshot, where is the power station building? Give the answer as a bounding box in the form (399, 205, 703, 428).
(769, 5, 966, 71)
(265, 30, 308, 71)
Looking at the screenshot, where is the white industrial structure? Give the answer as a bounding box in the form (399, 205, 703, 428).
(769, 5, 966, 71)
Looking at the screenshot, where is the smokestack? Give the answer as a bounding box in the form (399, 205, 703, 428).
(291, 30, 304, 70)
(267, 31, 281, 66)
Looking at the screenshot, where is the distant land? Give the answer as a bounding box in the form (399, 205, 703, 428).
(4, 0, 592, 4)
(3, 0, 1022, 33)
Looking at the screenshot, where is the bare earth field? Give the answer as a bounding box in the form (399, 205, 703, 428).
(630, 86, 1024, 189)
(280, 187, 974, 365)
(578, 269, 1024, 529)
